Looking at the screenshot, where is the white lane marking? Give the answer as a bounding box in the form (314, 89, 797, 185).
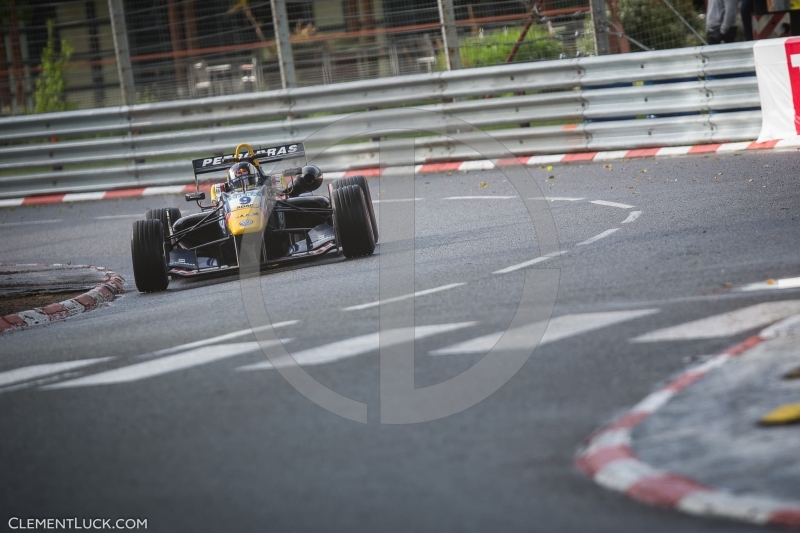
(739, 277, 800, 292)
(0, 358, 113, 388)
(43, 340, 288, 389)
(656, 146, 692, 156)
(442, 196, 516, 200)
(590, 200, 635, 209)
(459, 160, 495, 170)
(621, 211, 642, 224)
(0, 198, 25, 207)
(94, 214, 142, 220)
(430, 309, 658, 355)
(152, 320, 299, 355)
(343, 283, 466, 311)
(142, 185, 187, 195)
(631, 301, 800, 342)
(493, 250, 567, 274)
(527, 197, 585, 202)
(0, 219, 62, 227)
(577, 228, 619, 246)
(372, 198, 423, 204)
(63, 192, 106, 202)
(238, 322, 476, 371)
(593, 151, 630, 161)
(526, 155, 564, 165)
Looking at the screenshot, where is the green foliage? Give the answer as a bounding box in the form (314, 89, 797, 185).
(615, 0, 704, 51)
(136, 87, 157, 105)
(34, 20, 73, 114)
(456, 26, 564, 68)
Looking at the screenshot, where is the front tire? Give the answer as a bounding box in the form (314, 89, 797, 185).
(131, 219, 169, 292)
(329, 176, 378, 242)
(331, 184, 375, 258)
(145, 207, 181, 244)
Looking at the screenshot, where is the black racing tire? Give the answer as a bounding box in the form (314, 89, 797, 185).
(329, 176, 378, 243)
(331, 184, 375, 258)
(131, 219, 169, 293)
(145, 207, 181, 244)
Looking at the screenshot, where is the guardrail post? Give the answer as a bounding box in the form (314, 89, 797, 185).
(438, 0, 462, 70)
(107, 0, 136, 106)
(590, 0, 611, 56)
(271, 0, 297, 89)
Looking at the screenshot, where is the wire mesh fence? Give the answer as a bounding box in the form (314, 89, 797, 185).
(0, 0, 731, 116)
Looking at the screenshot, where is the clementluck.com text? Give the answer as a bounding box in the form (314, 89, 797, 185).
(8, 518, 147, 530)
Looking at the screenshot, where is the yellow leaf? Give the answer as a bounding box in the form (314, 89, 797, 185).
(760, 403, 800, 425)
(766, 279, 776, 285)
(546, 165, 553, 171)
(479, 181, 487, 188)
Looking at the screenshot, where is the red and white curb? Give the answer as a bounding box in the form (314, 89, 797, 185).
(0, 264, 125, 334)
(575, 317, 800, 529)
(0, 139, 795, 207)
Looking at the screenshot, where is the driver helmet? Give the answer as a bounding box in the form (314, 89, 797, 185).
(227, 162, 258, 192)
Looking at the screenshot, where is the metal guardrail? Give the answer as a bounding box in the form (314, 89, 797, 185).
(0, 42, 760, 199)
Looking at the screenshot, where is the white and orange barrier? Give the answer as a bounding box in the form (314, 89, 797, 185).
(755, 36, 800, 142)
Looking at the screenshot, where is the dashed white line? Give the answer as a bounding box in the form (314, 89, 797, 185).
(590, 200, 635, 209)
(577, 228, 619, 246)
(94, 214, 143, 220)
(43, 340, 289, 388)
(152, 320, 299, 355)
(0, 358, 113, 388)
(493, 251, 566, 274)
(238, 322, 475, 371)
(0, 219, 62, 227)
(372, 198, 423, 204)
(739, 277, 800, 292)
(631, 301, 800, 342)
(443, 196, 516, 200)
(527, 197, 585, 202)
(621, 211, 642, 224)
(430, 310, 658, 355)
(343, 283, 466, 311)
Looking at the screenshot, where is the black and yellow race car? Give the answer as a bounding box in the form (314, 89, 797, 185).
(130, 142, 378, 292)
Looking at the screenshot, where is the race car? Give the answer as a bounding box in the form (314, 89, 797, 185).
(130, 142, 378, 292)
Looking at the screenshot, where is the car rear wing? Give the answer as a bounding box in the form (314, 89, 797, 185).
(191, 142, 306, 175)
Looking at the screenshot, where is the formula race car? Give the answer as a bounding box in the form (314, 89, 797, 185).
(130, 142, 378, 292)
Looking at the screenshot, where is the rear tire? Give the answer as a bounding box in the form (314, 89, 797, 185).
(131, 219, 169, 292)
(331, 184, 375, 258)
(329, 176, 378, 242)
(145, 207, 181, 244)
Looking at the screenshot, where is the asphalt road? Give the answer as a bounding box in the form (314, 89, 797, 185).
(1, 151, 799, 532)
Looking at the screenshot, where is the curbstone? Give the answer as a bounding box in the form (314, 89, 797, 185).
(0, 264, 125, 335)
(576, 319, 800, 528)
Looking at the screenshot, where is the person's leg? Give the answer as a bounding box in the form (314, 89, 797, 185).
(707, 0, 724, 43)
(720, 0, 739, 41)
(740, 0, 754, 40)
